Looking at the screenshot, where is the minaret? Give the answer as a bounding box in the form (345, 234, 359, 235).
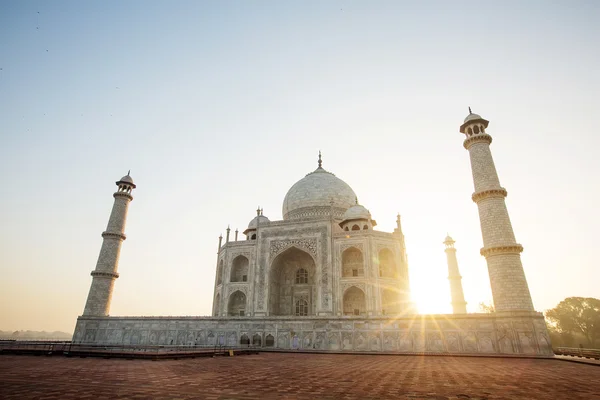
(443, 235, 467, 314)
(460, 109, 534, 312)
(393, 213, 406, 248)
(83, 172, 136, 316)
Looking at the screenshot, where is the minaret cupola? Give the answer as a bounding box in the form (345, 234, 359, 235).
(460, 107, 489, 138)
(243, 207, 270, 240)
(116, 170, 136, 194)
(443, 234, 455, 249)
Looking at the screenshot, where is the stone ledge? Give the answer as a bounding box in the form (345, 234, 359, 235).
(102, 231, 126, 240)
(463, 133, 493, 149)
(472, 187, 508, 203)
(91, 271, 119, 279)
(480, 244, 524, 257)
(113, 192, 133, 200)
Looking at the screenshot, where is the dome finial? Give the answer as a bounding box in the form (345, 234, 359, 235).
(256, 206, 260, 216)
(318, 150, 322, 168)
(468, 106, 472, 114)
(355, 196, 358, 205)
(127, 169, 130, 176)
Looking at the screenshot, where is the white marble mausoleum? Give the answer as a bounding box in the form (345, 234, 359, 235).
(73, 111, 553, 356)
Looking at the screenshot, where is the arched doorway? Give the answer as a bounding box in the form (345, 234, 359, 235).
(230, 255, 249, 282)
(269, 247, 316, 316)
(228, 290, 246, 316)
(342, 247, 364, 277)
(343, 286, 366, 316)
(240, 334, 250, 346)
(381, 288, 400, 315)
(378, 249, 396, 278)
(265, 334, 275, 347)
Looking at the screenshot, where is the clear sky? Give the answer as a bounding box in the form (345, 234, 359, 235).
(1, 1, 599, 333)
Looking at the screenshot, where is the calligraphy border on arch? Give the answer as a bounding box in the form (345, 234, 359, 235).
(341, 282, 366, 294)
(269, 238, 318, 261)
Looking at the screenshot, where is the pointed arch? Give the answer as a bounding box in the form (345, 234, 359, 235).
(378, 248, 396, 278)
(230, 255, 249, 282)
(343, 286, 366, 316)
(240, 334, 250, 346)
(227, 290, 246, 316)
(265, 334, 275, 347)
(270, 242, 317, 266)
(269, 246, 316, 316)
(342, 246, 364, 277)
(295, 298, 308, 316)
(381, 287, 400, 315)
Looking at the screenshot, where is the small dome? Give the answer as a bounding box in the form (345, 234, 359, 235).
(248, 215, 270, 229)
(444, 235, 454, 242)
(119, 174, 134, 184)
(116, 172, 136, 188)
(343, 204, 371, 221)
(464, 113, 482, 123)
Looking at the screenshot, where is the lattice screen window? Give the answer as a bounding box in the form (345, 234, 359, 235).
(296, 299, 308, 316)
(295, 268, 308, 284)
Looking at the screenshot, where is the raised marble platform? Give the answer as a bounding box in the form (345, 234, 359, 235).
(74, 312, 552, 356)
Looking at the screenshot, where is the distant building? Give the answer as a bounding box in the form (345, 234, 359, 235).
(75, 111, 552, 356)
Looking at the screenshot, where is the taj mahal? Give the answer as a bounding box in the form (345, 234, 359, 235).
(73, 110, 553, 356)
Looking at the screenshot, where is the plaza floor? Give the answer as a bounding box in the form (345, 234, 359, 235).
(0, 353, 599, 399)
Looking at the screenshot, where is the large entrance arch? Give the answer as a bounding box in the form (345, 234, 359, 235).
(268, 247, 316, 316)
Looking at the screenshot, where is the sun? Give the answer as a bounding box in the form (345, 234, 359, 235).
(409, 260, 453, 315)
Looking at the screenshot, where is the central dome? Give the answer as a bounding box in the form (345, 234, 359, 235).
(282, 164, 357, 220)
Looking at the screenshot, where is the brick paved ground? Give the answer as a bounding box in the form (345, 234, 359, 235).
(1, 353, 599, 400)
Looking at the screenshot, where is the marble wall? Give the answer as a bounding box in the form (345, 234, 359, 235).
(74, 312, 552, 356)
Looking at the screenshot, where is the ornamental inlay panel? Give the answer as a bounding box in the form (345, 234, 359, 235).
(340, 243, 364, 253)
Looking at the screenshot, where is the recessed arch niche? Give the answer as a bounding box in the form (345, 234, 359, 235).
(268, 247, 316, 316)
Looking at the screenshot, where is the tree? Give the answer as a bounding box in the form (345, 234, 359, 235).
(545, 297, 600, 348)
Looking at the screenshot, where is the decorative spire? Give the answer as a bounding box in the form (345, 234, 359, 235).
(355, 196, 358, 205)
(396, 213, 402, 229)
(468, 106, 472, 114)
(127, 169, 130, 176)
(256, 207, 261, 216)
(318, 151, 322, 168)
(260, 208, 264, 216)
